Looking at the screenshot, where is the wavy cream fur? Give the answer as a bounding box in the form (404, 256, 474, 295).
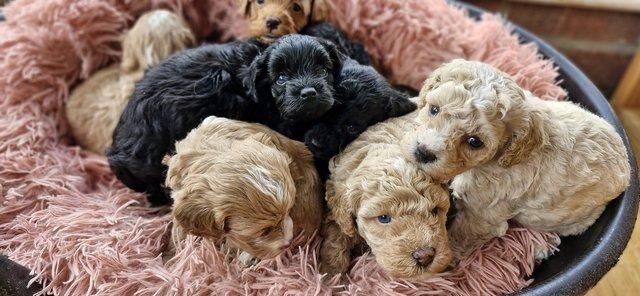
(65, 9, 195, 154)
(404, 59, 631, 259)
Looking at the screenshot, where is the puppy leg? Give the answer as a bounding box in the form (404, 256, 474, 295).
(448, 205, 509, 261)
(319, 218, 356, 276)
(237, 251, 259, 267)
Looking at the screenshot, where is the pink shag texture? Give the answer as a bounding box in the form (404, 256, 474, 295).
(0, 0, 562, 295)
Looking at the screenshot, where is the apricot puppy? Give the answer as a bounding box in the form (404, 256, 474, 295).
(402, 59, 631, 259)
(237, 0, 328, 42)
(65, 10, 195, 154)
(165, 116, 323, 263)
(320, 114, 452, 278)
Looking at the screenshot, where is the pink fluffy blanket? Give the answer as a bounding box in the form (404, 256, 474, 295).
(0, 0, 564, 295)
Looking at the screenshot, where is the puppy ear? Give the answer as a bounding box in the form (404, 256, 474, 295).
(172, 185, 226, 239)
(325, 181, 358, 238)
(243, 47, 272, 102)
(316, 37, 343, 78)
(418, 59, 473, 107)
(310, 0, 329, 23)
(121, 31, 141, 73)
(384, 89, 416, 118)
(236, 0, 252, 17)
(497, 87, 547, 168)
(121, 10, 195, 74)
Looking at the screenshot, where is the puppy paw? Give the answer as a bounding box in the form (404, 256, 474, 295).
(534, 235, 561, 262)
(237, 251, 260, 267)
(304, 125, 342, 159)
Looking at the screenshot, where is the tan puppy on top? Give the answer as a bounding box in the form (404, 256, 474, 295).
(65, 10, 195, 154)
(320, 113, 452, 278)
(164, 116, 323, 263)
(237, 0, 328, 42)
(401, 59, 631, 259)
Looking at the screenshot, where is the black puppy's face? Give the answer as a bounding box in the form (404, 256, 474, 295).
(254, 35, 341, 122)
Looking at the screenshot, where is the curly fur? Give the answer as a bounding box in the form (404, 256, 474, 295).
(250, 34, 416, 178)
(237, 0, 371, 65)
(107, 39, 265, 206)
(320, 113, 452, 278)
(164, 116, 322, 262)
(0, 0, 571, 294)
(108, 34, 413, 206)
(401, 59, 631, 259)
(65, 10, 195, 154)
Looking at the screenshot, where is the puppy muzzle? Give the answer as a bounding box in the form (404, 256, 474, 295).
(278, 81, 335, 121)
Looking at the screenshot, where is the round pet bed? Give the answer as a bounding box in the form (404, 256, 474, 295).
(0, 0, 636, 295)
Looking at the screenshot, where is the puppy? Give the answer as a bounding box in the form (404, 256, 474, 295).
(107, 39, 265, 206)
(238, 0, 326, 41)
(66, 10, 195, 154)
(248, 34, 416, 178)
(164, 116, 322, 263)
(320, 114, 452, 278)
(237, 0, 371, 65)
(109, 34, 412, 206)
(402, 59, 631, 259)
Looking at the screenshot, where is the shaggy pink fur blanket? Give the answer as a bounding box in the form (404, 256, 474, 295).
(0, 0, 564, 295)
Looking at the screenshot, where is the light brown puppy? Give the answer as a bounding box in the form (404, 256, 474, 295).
(65, 10, 195, 154)
(402, 59, 631, 259)
(165, 116, 323, 263)
(320, 114, 452, 279)
(237, 0, 328, 42)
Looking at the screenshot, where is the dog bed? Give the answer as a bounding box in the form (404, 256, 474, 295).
(0, 0, 566, 295)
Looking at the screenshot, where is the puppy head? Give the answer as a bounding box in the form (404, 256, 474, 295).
(238, 0, 328, 41)
(329, 157, 452, 278)
(246, 35, 341, 121)
(169, 140, 297, 259)
(401, 59, 546, 180)
(121, 9, 195, 73)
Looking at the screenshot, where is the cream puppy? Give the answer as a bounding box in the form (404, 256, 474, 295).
(320, 114, 452, 278)
(401, 59, 631, 259)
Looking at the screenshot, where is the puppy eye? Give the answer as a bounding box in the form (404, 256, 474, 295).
(429, 105, 440, 116)
(292, 3, 302, 12)
(276, 75, 288, 86)
(431, 207, 439, 216)
(377, 215, 391, 224)
(256, 0, 265, 5)
(320, 69, 328, 77)
(466, 136, 484, 149)
(345, 124, 359, 135)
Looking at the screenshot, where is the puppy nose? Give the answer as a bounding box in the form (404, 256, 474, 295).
(266, 17, 281, 30)
(415, 143, 437, 163)
(412, 247, 435, 267)
(300, 87, 318, 99)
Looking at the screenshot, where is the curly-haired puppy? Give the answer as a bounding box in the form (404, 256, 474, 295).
(249, 34, 416, 178)
(401, 59, 631, 259)
(164, 116, 322, 263)
(66, 10, 195, 154)
(237, 0, 371, 65)
(107, 39, 264, 206)
(319, 114, 452, 278)
(238, 0, 327, 41)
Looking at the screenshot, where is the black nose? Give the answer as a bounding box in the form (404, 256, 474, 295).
(300, 87, 318, 99)
(266, 17, 281, 30)
(415, 143, 437, 163)
(412, 247, 435, 267)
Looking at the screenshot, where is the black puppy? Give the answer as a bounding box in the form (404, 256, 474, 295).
(107, 40, 267, 206)
(247, 35, 416, 178)
(301, 22, 371, 66)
